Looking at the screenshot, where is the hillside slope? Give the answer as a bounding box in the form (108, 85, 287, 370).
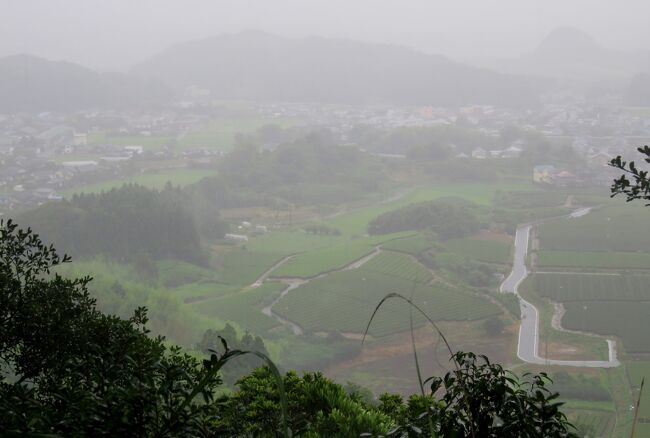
(133, 31, 539, 107)
(0, 55, 170, 112)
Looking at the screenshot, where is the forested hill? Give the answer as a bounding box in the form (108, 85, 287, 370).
(133, 31, 539, 107)
(190, 137, 384, 207)
(0, 55, 171, 112)
(18, 184, 207, 264)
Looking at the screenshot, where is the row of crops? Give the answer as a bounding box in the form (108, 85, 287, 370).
(380, 235, 433, 255)
(272, 241, 375, 278)
(539, 205, 650, 253)
(537, 250, 650, 270)
(534, 205, 650, 357)
(532, 273, 650, 302)
(562, 301, 649, 354)
(526, 273, 650, 354)
(568, 410, 616, 438)
(190, 282, 286, 334)
(361, 251, 432, 284)
(274, 252, 501, 337)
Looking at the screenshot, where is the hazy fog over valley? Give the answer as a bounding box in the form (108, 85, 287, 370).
(1, 2, 650, 436)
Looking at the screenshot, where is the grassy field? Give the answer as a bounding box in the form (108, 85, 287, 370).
(537, 250, 650, 270)
(324, 183, 534, 236)
(445, 238, 512, 264)
(274, 269, 501, 337)
(189, 282, 286, 334)
(172, 282, 236, 303)
(531, 273, 650, 302)
(63, 168, 218, 196)
(494, 190, 570, 209)
(88, 132, 174, 149)
(272, 241, 375, 278)
(627, 361, 650, 421)
(218, 249, 284, 285)
(539, 205, 650, 252)
(157, 259, 219, 287)
(246, 231, 345, 254)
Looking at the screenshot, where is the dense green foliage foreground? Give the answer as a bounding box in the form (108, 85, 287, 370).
(0, 220, 578, 437)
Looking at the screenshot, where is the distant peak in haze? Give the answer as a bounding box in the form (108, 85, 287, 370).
(534, 27, 601, 57)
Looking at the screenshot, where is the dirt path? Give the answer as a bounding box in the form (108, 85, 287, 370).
(250, 255, 295, 287)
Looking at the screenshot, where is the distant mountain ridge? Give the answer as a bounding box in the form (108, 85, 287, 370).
(0, 55, 170, 112)
(132, 31, 540, 107)
(495, 27, 650, 83)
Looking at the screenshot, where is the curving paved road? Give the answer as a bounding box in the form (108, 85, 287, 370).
(500, 224, 620, 368)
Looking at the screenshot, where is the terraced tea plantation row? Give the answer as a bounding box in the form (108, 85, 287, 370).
(361, 251, 432, 284)
(526, 273, 650, 354)
(380, 235, 433, 255)
(190, 282, 286, 333)
(562, 301, 650, 354)
(537, 250, 650, 270)
(539, 205, 650, 253)
(272, 241, 375, 278)
(567, 410, 615, 438)
(274, 268, 500, 337)
(532, 273, 650, 302)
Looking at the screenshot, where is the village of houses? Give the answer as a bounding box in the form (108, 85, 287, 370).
(1, 98, 649, 216)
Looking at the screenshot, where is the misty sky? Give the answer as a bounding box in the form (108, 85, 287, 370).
(2, 0, 650, 71)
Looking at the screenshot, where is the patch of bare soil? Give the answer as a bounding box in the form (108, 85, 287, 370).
(324, 321, 516, 396)
(473, 229, 514, 243)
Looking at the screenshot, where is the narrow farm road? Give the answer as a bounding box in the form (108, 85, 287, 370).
(500, 221, 620, 368)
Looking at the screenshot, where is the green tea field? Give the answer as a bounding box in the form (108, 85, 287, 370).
(539, 205, 650, 252)
(531, 273, 650, 302)
(190, 282, 286, 333)
(537, 250, 650, 270)
(274, 268, 501, 337)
